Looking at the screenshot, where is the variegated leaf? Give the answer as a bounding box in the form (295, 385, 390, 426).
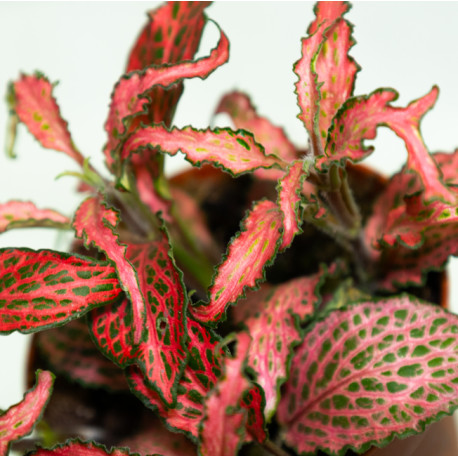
(321, 87, 455, 204)
(90, 237, 187, 405)
(9, 73, 84, 165)
(278, 296, 458, 455)
(36, 318, 129, 392)
(199, 333, 252, 456)
(104, 25, 229, 172)
(215, 91, 298, 179)
(232, 271, 325, 420)
(277, 160, 308, 249)
(121, 125, 286, 178)
(73, 197, 146, 344)
(434, 150, 458, 186)
(0, 248, 122, 334)
(191, 200, 283, 324)
(240, 385, 267, 444)
(0, 370, 54, 456)
(27, 438, 136, 456)
(0, 201, 69, 233)
(126, 1, 209, 125)
(89, 234, 187, 406)
(295, 2, 351, 151)
(126, 319, 224, 440)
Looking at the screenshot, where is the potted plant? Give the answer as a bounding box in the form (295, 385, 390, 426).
(1, 1, 457, 455)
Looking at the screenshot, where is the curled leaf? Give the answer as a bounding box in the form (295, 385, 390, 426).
(0, 370, 54, 455)
(9, 73, 84, 165)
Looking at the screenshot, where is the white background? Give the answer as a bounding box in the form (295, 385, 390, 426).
(0, 1, 457, 411)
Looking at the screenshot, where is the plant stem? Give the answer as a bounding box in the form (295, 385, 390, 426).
(261, 439, 289, 456)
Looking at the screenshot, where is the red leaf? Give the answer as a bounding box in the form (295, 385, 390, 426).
(232, 272, 323, 419)
(126, 319, 224, 440)
(191, 200, 283, 324)
(321, 87, 456, 203)
(0, 370, 54, 455)
(28, 439, 134, 456)
(126, 2, 210, 125)
(89, 235, 188, 406)
(0, 200, 69, 233)
(0, 248, 122, 334)
(10, 74, 84, 165)
(121, 125, 286, 178)
(240, 385, 267, 445)
(215, 91, 298, 179)
(73, 197, 146, 344)
(198, 333, 252, 456)
(278, 296, 458, 455)
(36, 318, 129, 392)
(277, 161, 308, 249)
(104, 24, 229, 172)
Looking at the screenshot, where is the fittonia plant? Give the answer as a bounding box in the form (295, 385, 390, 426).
(1, 1, 457, 456)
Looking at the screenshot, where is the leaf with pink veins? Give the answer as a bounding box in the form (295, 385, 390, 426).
(278, 295, 458, 455)
(198, 332, 253, 456)
(36, 318, 129, 392)
(191, 200, 283, 324)
(8, 73, 84, 165)
(0, 200, 69, 233)
(277, 160, 309, 250)
(104, 23, 229, 173)
(232, 267, 333, 420)
(126, 318, 225, 440)
(0, 248, 122, 334)
(0, 370, 54, 456)
(73, 196, 146, 344)
(121, 125, 286, 179)
(28, 438, 135, 456)
(321, 87, 456, 203)
(89, 234, 188, 407)
(215, 91, 298, 179)
(295, 2, 354, 151)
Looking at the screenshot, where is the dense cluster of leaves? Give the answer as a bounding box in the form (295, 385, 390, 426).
(1, 1, 457, 456)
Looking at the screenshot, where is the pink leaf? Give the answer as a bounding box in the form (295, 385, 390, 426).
(295, 2, 352, 150)
(121, 125, 286, 178)
(73, 197, 146, 344)
(126, 319, 224, 439)
(278, 296, 458, 455)
(10, 73, 84, 165)
(240, 385, 267, 445)
(0, 200, 69, 233)
(191, 200, 283, 324)
(433, 150, 458, 185)
(120, 416, 196, 456)
(89, 235, 188, 406)
(215, 91, 298, 179)
(36, 318, 129, 392)
(277, 161, 308, 249)
(198, 333, 252, 456)
(232, 271, 324, 419)
(104, 24, 229, 172)
(321, 87, 456, 203)
(0, 248, 122, 334)
(0, 370, 54, 455)
(28, 439, 135, 456)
